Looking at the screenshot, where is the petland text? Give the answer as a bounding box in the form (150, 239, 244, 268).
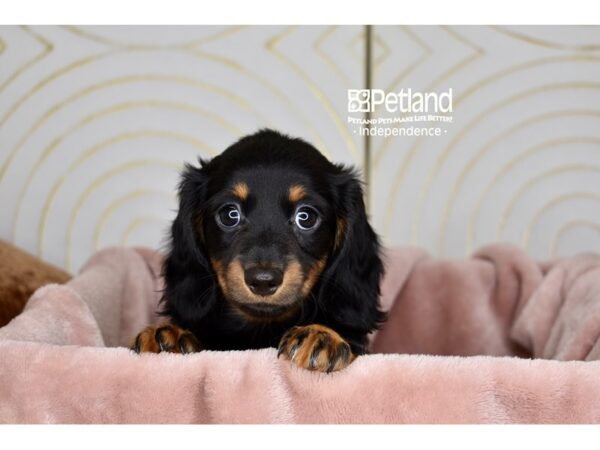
(348, 88, 453, 114)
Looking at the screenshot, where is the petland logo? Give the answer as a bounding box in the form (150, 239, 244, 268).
(348, 88, 453, 113)
(347, 88, 454, 137)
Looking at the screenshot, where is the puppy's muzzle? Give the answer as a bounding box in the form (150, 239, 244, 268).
(244, 267, 283, 296)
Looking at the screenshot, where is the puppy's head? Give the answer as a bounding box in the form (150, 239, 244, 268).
(197, 131, 344, 319)
(165, 129, 383, 332)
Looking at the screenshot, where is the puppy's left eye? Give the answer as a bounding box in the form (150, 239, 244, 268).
(294, 206, 320, 230)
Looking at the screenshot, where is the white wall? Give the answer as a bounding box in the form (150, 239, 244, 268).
(1, 26, 599, 272)
(371, 26, 600, 259)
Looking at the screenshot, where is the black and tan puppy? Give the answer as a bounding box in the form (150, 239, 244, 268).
(133, 129, 385, 372)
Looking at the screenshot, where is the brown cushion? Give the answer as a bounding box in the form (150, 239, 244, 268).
(0, 240, 71, 327)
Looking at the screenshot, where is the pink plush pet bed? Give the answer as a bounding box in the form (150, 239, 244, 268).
(0, 244, 599, 423)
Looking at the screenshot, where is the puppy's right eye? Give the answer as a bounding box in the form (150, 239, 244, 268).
(216, 204, 242, 228)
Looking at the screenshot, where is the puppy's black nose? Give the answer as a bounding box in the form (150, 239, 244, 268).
(244, 267, 283, 296)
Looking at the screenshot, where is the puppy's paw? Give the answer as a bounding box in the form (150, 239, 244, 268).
(131, 324, 201, 354)
(277, 324, 355, 373)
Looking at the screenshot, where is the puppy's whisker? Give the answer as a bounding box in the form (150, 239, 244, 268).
(316, 273, 352, 298)
(310, 291, 325, 314)
(184, 273, 218, 284)
(195, 284, 217, 303)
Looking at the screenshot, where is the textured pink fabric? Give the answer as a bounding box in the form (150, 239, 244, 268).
(0, 245, 599, 423)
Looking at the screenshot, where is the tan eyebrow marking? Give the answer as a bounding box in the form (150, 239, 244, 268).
(288, 184, 306, 203)
(232, 182, 249, 201)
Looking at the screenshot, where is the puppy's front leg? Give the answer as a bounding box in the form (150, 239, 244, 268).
(277, 324, 355, 373)
(131, 324, 201, 354)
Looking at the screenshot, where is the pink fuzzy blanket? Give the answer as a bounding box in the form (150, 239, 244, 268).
(1, 245, 599, 423)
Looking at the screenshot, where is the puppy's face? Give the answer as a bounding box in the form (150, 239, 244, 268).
(200, 166, 339, 320)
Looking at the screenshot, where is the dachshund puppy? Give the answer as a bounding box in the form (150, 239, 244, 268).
(133, 129, 385, 372)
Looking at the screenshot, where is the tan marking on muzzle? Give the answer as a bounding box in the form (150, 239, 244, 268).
(225, 259, 303, 306)
(301, 256, 327, 297)
(210, 258, 228, 297)
(232, 182, 249, 201)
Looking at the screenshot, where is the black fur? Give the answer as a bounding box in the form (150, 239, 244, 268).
(161, 129, 385, 355)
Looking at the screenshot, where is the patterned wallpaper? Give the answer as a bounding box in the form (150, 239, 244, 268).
(371, 26, 600, 259)
(1, 25, 599, 272)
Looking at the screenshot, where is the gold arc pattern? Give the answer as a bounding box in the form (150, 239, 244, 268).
(372, 26, 482, 168)
(0, 50, 120, 131)
(313, 26, 352, 87)
(382, 26, 431, 97)
(371, 32, 391, 70)
(0, 26, 53, 95)
(410, 82, 600, 248)
(497, 164, 600, 238)
(551, 220, 600, 257)
(265, 26, 360, 163)
(492, 25, 600, 52)
(522, 192, 600, 251)
(185, 46, 329, 159)
(62, 160, 182, 270)
(120, 216, 167, 247)
(370, 26, 433, 169)
(446, 114, 600, 253)
(3, 26, 600, 269)
(3, 26, 368, 270)
(423, 26, 483, 94)
(0, 72, 265, 183)
(468, 127, 600, 252)
(376, 27, 485, 241)
(348, 29, 392, 69)
(12, 98, 242, 234)
(382, 55, 600, 242)
(3, 33, 317, 183)
(93, 190, 175, 249)
(34, 131, 206, 257)
(467, 136, 600, 252)
(63, 25, 247, 50)
(62, 24, 347, 159)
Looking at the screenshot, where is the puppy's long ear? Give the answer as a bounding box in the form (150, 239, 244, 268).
(318, 166, 386, 354)
(161, 160, 217, 327)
